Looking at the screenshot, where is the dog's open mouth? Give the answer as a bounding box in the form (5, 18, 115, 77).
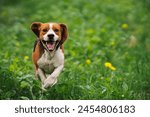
(42, 41, 56, 51)
(46, 41, 56, 51)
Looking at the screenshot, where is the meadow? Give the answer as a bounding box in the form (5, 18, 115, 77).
(0, 0, 150, 100)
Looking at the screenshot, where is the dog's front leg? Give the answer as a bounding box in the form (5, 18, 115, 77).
(37, 68, 46, 83)
(43, 64, 64, 88)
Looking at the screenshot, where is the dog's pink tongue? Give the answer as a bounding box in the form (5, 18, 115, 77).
(47, 43, 55, 50)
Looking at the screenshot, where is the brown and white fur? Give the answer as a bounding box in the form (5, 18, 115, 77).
(31, 22, 68, 88)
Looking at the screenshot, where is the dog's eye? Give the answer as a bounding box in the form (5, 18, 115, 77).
(54, 29, 59, 33)
(42, 29, 48, 32)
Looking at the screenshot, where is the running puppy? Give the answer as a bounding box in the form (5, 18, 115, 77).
(31, 22, 68, 88)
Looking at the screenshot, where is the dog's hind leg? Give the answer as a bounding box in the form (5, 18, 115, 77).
(33, 65, 38, 80)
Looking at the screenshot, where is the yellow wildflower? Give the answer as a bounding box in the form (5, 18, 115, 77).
(104, 62, 112, 68)
(121, 23, 128, 29)
(104, 62, 116, 71)
(110, 66, 116, 71)
(86, 59, 91, 65)
(24, 56, 29, 61)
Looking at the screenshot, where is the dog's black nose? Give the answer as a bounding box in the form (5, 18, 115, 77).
(47, 34, 54, 39)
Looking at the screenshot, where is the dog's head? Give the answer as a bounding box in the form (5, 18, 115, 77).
(31, 22, 68, 51)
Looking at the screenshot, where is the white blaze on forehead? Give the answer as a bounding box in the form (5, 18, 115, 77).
(49, 23, 55, 34)
(43, 23, 59, 41)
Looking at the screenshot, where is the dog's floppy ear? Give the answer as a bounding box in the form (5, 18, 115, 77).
(31, 22, 42, 37)
(60, 23, 68, 44)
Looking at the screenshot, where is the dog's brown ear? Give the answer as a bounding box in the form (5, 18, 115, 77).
(60, 23, 68, 44)
(31, 22, 42, 37)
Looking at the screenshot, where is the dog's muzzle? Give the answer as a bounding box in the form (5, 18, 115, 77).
(42, 40, 55, 51)
(42, 39, 60, 51)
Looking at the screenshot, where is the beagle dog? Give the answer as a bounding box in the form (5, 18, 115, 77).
(31, 22, 68, 88)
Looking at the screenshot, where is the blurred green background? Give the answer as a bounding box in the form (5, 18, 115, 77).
(0, 0, 150, 99)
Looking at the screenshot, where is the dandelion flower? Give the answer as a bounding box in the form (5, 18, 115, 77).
(24, 56, 29, 61)
(104, 62, 116, 71)
(121, 23, 128, 29)
(86, 59, 91, 65)
(110, 66, 116, 71)
(104, 62, 112, 68)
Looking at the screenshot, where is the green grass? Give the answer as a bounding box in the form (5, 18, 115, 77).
(0, 0, 150, 99)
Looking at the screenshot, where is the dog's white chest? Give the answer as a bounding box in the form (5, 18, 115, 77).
(37, 48, 64, 74)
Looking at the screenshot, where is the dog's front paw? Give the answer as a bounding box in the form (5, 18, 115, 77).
(43, 77, 57, 88)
